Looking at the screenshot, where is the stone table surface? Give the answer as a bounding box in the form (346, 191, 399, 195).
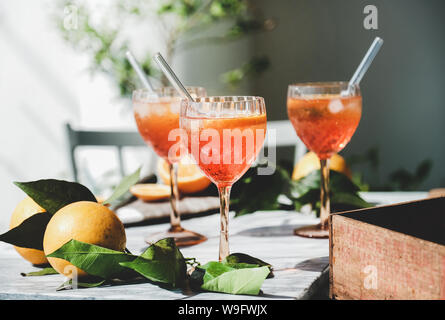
(0, 192, 427, 300)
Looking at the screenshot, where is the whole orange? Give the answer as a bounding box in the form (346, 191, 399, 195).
(43, 201, 126, 278)
(10, 197, 48, 265)
(158, 157, 211, 194)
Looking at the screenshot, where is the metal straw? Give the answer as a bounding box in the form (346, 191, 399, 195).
(153, 52, 195, 101)
(348, 37, 384, 88)
(125, 50, 155, 92)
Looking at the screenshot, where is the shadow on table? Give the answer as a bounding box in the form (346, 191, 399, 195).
(235, 224, 308, 237)
(294, 256, 329, 272)
(297, 258, 330, 300)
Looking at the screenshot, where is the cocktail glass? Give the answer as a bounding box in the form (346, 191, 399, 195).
(287, 82, 362, 238)
(180, 96, 267, 261)
(133, 86, 208, 246)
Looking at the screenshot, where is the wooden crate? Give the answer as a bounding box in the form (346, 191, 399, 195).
(329, 196, 445, 300)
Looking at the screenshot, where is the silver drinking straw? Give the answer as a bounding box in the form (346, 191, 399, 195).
(152, 52, 195, 101)
(125, 50, 155, 92)
(347, 37, 384, 91)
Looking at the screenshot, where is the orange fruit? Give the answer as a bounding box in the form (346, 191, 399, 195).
(130, 184, 171, 202)
(95, 195, 110, 207)
(43, 201, 126, 278)
(292, 151, 352, 181)
(10, 197, 48, 265)
(158, 157, 211, 194)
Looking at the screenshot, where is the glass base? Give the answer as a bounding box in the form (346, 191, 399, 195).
(144, 227, 208, 247)
(294, 223, 329, 239)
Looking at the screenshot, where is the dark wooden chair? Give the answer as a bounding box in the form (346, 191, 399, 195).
(65, 123, 146, 182)
(65, 121, 306, 182)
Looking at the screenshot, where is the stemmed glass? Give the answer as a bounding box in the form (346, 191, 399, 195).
(133, 86, 208, 246)
(287, 82, 362, 238)
(180, 96, 267, 261)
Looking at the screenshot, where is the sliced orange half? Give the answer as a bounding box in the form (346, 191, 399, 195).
(130, 184, 171, 202)
(158, 157, 211, 194)
(292, 152, 352, 181)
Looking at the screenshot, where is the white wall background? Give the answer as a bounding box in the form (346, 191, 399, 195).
(1, 0, 444, 231)
(0, 0, 250, 231)
(0, 1, 155, 230)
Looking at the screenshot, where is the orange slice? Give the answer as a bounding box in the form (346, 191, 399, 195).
(130, 184, 171, 202)
(292, 152, 352, 181)
(158, 157, 211, 194)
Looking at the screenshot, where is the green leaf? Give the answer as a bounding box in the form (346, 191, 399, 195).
(288, 171, 320, 199)
(201, 261, 235, 282)
(331, 192, 373, 209)
(223, 253, 273, 278)
(201, 265, 270, 295)
(56, 278, 106, 291)
(189, 265, 206, 290)
(288, 170, 371, 215)
(330, 171, 360, 193)
(119, 238, 186, 287)
(14, 180, 96, 215)
(231, 162, 290, 217)
(221, 56, 270, 87)
(56, 279, 73, 291)
(189, 261, 244, 290)
(190, 254, 271, 295)
(21, 267, 58, 277)
(46, 239, 136, 279)
(0, 212, 52, 250)
(223, 253, 272, 270)
(102, 167, 141, 205)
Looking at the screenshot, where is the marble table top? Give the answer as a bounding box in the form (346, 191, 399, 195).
(0, 192, 427, 300)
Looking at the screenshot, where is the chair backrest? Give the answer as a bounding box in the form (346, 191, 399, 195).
(66, 121, 306, 182)
(65, 123, 147, 182)
(264, 120, 307, 165)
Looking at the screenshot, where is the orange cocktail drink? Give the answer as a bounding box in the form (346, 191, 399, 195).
(132, 87, 207, 246)
(183, 115, 267, 187)
(287, 82, 362, 238)
(180, 96, 267, 261)
(134, 97, 182, 162)
(287, 94, 362, 160)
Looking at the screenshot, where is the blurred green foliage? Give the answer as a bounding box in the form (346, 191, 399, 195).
(231, 161, 371, 217)
(54, 0, 275, 97)
(221, 55, 270, 88)
(346, 146, 433, 191)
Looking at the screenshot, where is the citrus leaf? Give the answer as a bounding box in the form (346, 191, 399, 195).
(56, 279, 73, 291)
(223, 253, 273, 278)
(331, 192, 373, 208)
(330, 171, 361, 193)
(21, 267, 58, 277)
(189, 266, 206, 290)
(56, 278, 106, 291)
(189, 261, 237, 289)
(201, 265, 270, 295)
(0, 212, 51, 250)
(231, 162, 289, 217)
(46, 239, 136, 279)
(190, 258, 271, 295)
(103, 167, 141, 205)
(14, 180, 96, 215)
(223, 253, 272, 269)
(289, 170, 371, 215)
(119, 238, 186, 287)
(201, 261, 235, 281)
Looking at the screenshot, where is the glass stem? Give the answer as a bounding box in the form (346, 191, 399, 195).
(168, 162, 182, 232)
(218, 186, 231, 261)
(319, 159, 330, 230)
